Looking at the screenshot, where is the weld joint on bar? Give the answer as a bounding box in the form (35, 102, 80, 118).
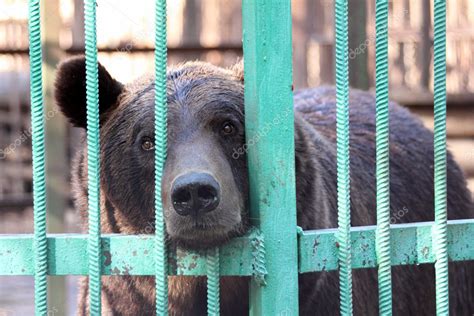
(250, 228, 267, 286)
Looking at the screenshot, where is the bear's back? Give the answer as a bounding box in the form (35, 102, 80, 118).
(293, 86, 472, 226)
(293, 87, 474, 315)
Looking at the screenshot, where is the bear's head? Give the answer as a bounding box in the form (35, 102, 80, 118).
(55, 56, 248, 249)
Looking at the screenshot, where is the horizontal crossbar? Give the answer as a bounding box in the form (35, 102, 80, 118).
(299, 219, 474, 272)
(0, 220, 472, 276)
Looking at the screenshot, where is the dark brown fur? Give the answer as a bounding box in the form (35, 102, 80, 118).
(55, 57, 474, 315)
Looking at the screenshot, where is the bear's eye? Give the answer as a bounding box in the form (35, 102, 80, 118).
(221, 121, 235, 135)
(141, 137, 155, 151)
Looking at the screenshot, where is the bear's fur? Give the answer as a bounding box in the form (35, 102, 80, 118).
(55, 56, 474, 315)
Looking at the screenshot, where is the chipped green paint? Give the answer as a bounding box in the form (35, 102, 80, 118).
(1, 220, 473, 277)
(242, 0, 299, 315)
(0, 229, 264, 276)
(298, 219, 474, 273)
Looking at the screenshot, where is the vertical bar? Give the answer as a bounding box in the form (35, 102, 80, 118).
(433, 0, 449, 314)
(242, 1, 299, 315)
(206, 248, 220, 316)
(83, 0, 101, 314)
(375, 0, 392, 314)
(154, 0, 169, 314)
(28, 0, 48, 314)
(334, 0, 353, 315)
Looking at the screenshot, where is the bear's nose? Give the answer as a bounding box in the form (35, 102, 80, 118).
(171, 173, 220, 217)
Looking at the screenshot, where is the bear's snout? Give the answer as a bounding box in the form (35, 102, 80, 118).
(171, 172, 220, 217)
(161, 129, 247, 249)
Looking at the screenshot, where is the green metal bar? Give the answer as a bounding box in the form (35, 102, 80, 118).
(242, 0, 299, 314)
(433, 0, 449, 314)
(83, 0, 101, 314)
(206, 248, 220, 316)
(28, 0, 48, 314)
(335, 0, 353, 315)
(374, 0, 392, 314)
(0, 229, 262, 275)
(1, 220, 473, 276)
(154, 0, 169, 315)
(298, 219, 474, 272)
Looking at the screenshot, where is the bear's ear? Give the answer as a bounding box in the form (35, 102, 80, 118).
(229, 59, 244, 83)
(54, 55, 123, 128)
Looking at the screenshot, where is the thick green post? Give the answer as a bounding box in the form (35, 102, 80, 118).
(242, 1, 299, 315)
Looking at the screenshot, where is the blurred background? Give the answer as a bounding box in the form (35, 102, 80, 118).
(0, 0, 473, 314)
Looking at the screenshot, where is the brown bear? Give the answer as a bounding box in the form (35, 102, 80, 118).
(55, 56, 474, 315)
